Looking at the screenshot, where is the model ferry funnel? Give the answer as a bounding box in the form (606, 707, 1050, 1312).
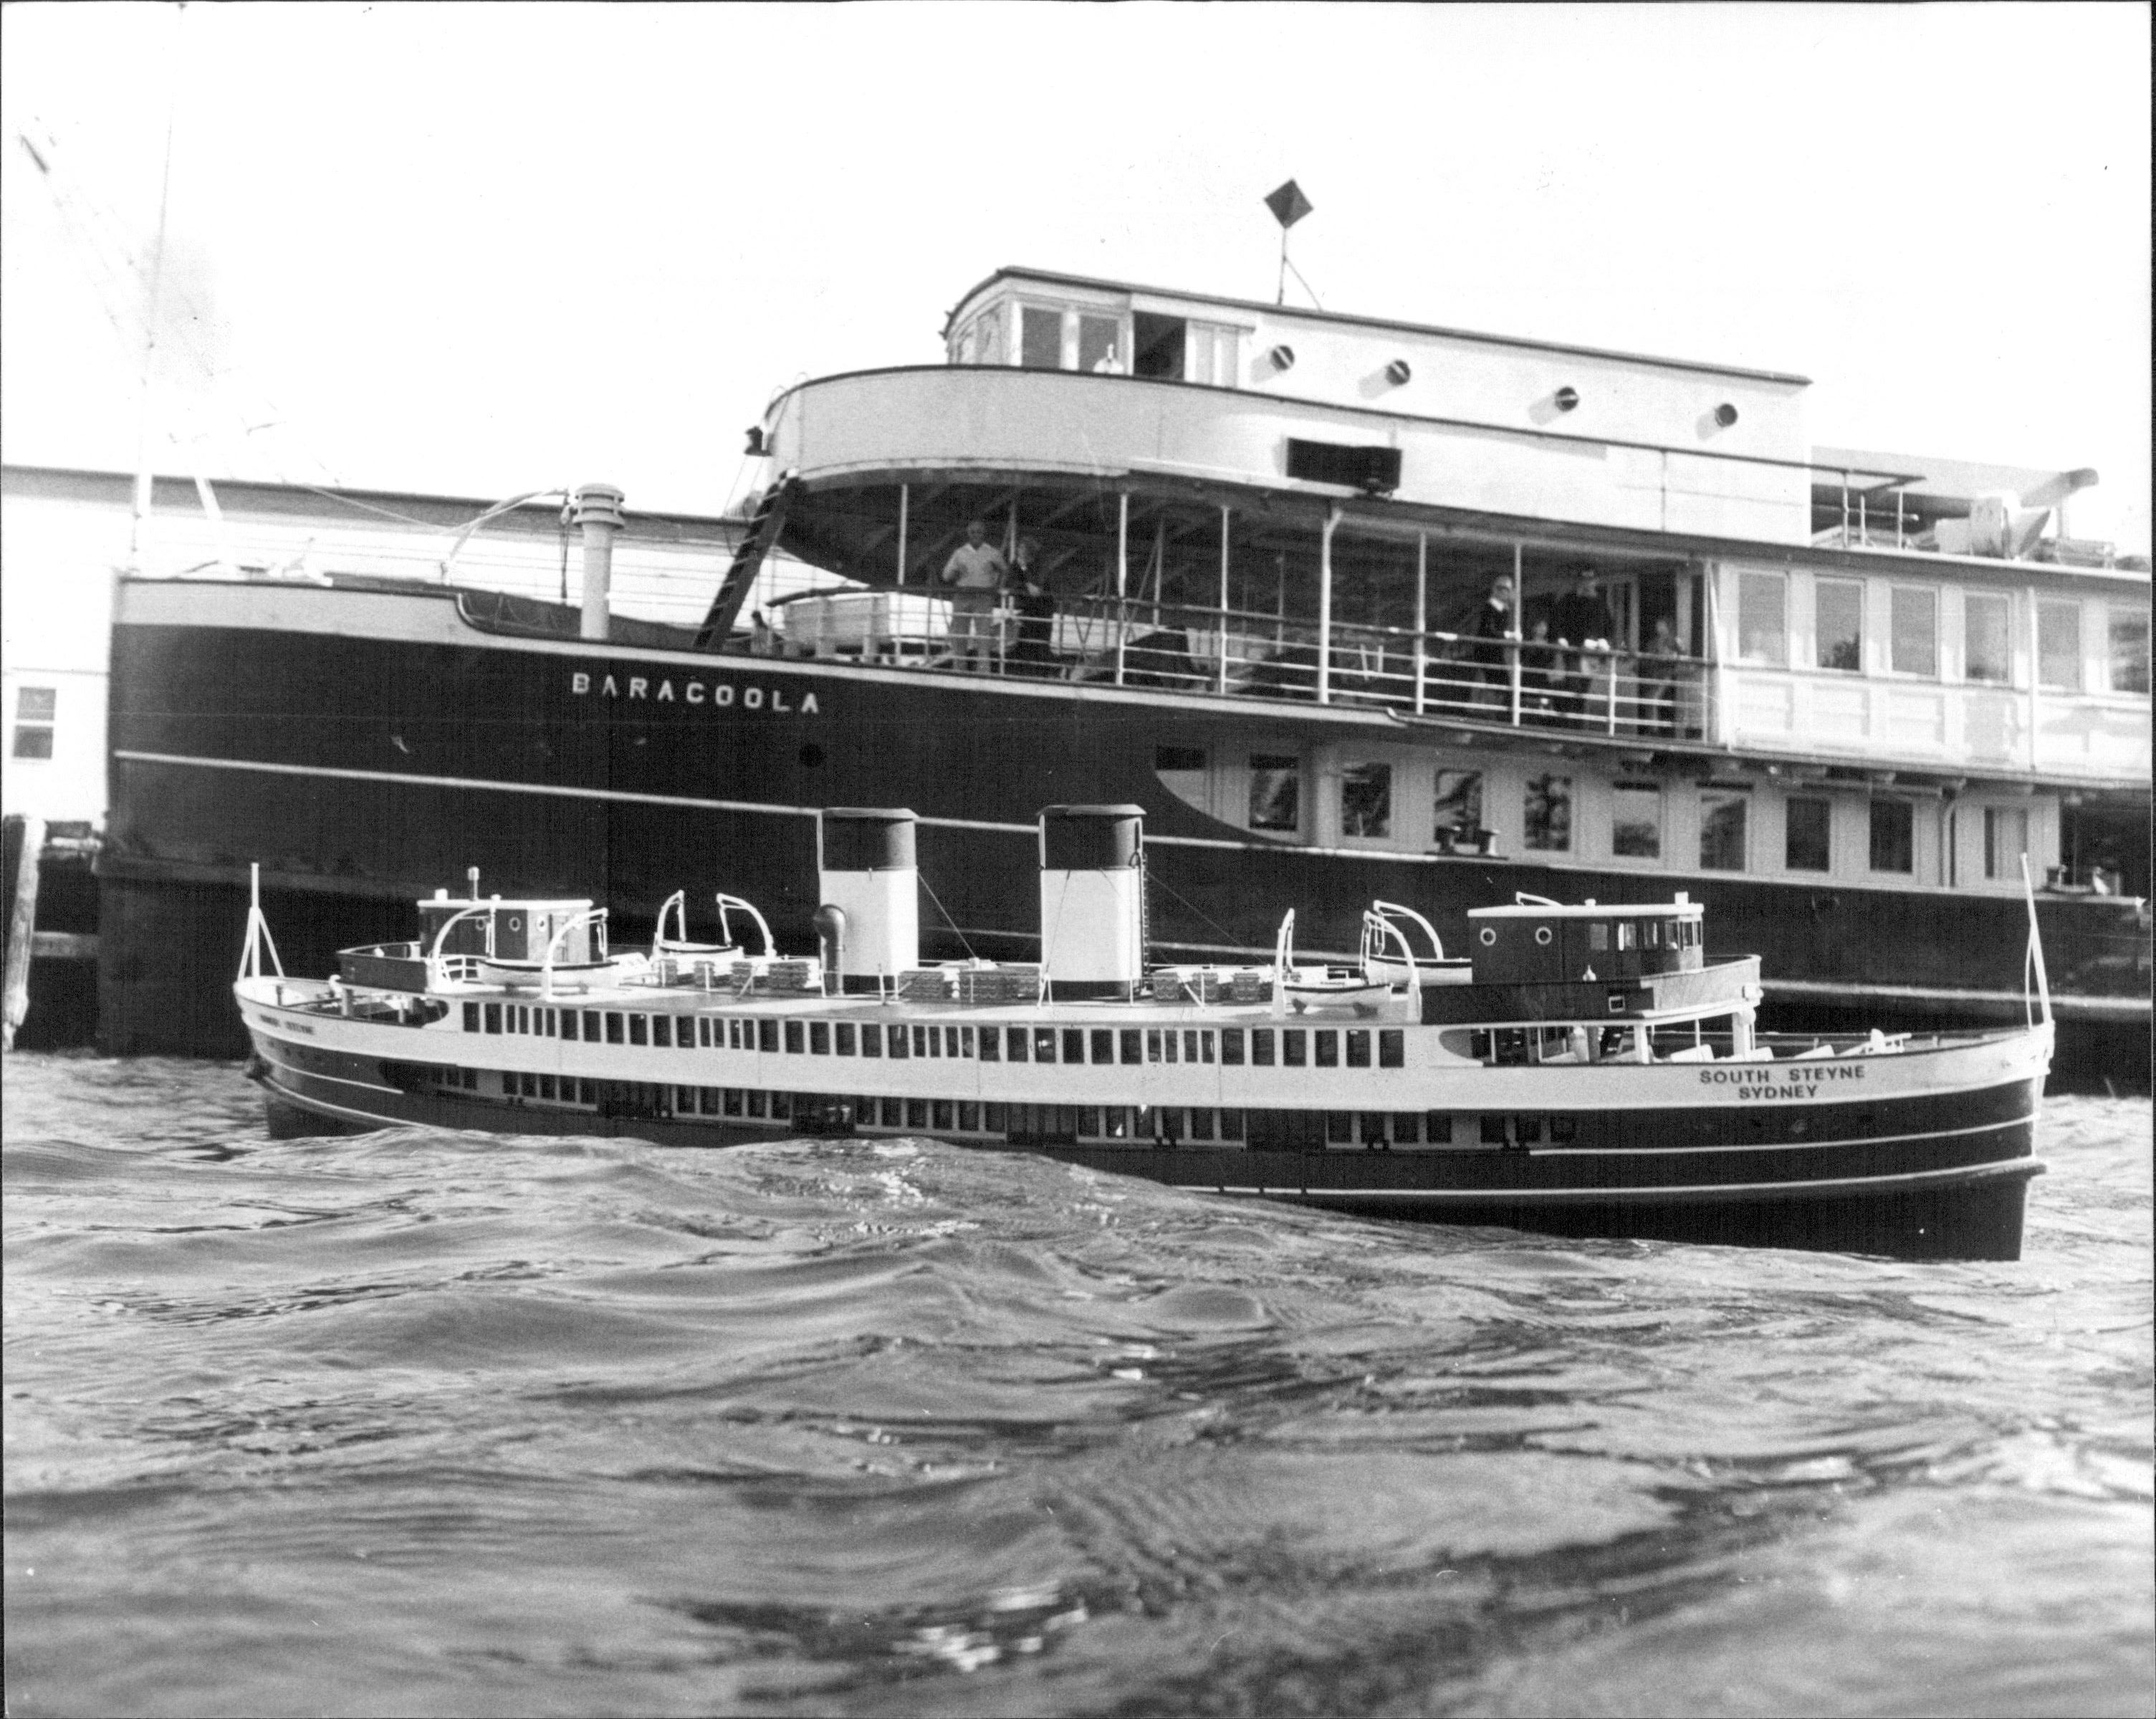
(816, 808, 919, 990)
(1038, 805, 1146, 1000)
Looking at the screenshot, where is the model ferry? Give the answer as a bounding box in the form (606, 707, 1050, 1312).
(235, 805, 2053, 1261)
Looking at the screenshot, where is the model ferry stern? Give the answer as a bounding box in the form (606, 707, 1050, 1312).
(235, 806, 2052, 1261)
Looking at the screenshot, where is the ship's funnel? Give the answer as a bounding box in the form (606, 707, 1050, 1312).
(816, 808, 918, 990)
(1038, 805, 1146, 999)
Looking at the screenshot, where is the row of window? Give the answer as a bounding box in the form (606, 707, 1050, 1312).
(466, 1002, 1412, 1069)
(1246, 752, 2006, 877)
(460, 1066, 1566, 1151)
(1733, 575, 2148, 693)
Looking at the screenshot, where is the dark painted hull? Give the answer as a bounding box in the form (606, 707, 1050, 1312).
(105, 588, 2150, 1063)
(251, 1051, 2041, 1263)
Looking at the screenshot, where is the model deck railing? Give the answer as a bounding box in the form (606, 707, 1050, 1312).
(770, 585, 1713, 739)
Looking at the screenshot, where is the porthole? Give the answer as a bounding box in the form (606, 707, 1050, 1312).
(1478, 927, 1496, 946)
(1534, 926, 1553, 945)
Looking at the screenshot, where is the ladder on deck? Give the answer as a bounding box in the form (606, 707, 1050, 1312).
(694, 471, 801, 649)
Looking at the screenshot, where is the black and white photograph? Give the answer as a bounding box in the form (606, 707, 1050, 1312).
(4, 3, 2150, 1714)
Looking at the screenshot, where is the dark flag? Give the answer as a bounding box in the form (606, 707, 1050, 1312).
(1264, 179, 1313, 230)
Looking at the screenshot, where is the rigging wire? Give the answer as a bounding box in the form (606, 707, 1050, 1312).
(916, 872, 978, 964)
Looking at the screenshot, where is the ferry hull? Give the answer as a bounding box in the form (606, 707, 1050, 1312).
(242, 1023, 2045, 1263)
(112, 583, 2147, 1062)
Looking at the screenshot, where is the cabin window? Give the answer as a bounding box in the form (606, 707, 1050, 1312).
(1346, 1030, 1371, 1068)
(463, 1003, 479, 1033)
(1249, 755, 1301, 832)
(1965, 593, 2013, 684)
(483, 1004, 502, 1035)
(975, 1026, 994, 1062)
(1088, 1028, 1113, 1064)
(1006, 1026, 1028, 1062)
(628, 1014, 648, 1046)
(1523, 775, 1572, 852)
(1156, 744, 1207, 774)
(1434, 770, 1482, 842)
(1816, 580, 1863, 672)
(1611, 782, 1662, 860)
(1035, 1028, 1058, 1063)
(1080, 313, 1123, 373)
(1786, 797, 1832, 871)
(1314, 1030, 1338, 1068)
(1184, 322, 1241, 388)
(1252, 1029, 1275, 1066)
(1379, 1030, 1404, 1068)
(10, 686, 56, 760)
(1985, 807, 2030, 880)
(1113, 1028, 1137, 1065)
(1146, 1029, 1163, 1063)
(782, 1020, 802, 1054)
(1737, 571, 1787, 666)
(1020, 305, 1061, 369)
(835, 1023, 855, 1055)
(584, 1010, 602, 1041)
(1890, 587, 1938, 677)
(1700, 792, 1749, 871)
(809, 1022, 830, 1055)
(1189, 1109, 1215, 1142)
(1219, 1109, 1245, 1141)
(1616, 921, 1637, 951)
(1341, 763, 1392, 838)
(1282, 1030, 1307, 1067)
(2037, 601, 2082, 691)
(947, 1026, 964, 1058)
(2107, 604, 2151, 694)
(1222, 1028, 1245, 1066)
(653, 1015, 674, 1048)
(1869, 799, 1915, 873)
(757, 1020, 778, 1053)
(1131, 312, 1184, 379)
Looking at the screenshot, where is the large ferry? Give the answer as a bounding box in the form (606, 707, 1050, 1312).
(235, 805, 2052, 1262)
(107, 268, 2150, 1058)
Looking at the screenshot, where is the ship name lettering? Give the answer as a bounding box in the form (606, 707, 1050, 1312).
(569, 670, 819, 717)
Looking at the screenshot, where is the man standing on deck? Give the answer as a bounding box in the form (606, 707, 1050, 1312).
(942, 519, 1007, 672)
(1553, 565, 1616, 725)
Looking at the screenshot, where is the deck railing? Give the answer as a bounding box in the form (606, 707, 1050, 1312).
(770, 587, 1713, 739)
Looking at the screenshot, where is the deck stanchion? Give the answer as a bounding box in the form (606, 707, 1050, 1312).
(1315, 530, 1331, 706)
(1114, 492, 1129, 687)
(1217, 505, 1232, 696)
(1509, 543, 1524, 727)
(895, 483, 908, 586)
(1412, 532, 1427, 715)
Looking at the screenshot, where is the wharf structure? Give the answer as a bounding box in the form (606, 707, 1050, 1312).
(9, 267, 2151, 1070)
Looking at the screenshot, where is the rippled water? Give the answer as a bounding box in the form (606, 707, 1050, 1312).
(4, 1053, 2150, 1718)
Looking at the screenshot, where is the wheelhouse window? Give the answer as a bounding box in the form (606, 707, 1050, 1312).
(1341, 763, 1391, 838)
(1434, 770, 1482, 841)
(1736, 572, 1786, 666)
(1523, 775, 1571, 853)
(2107, 603, 2150, 694)
(1249, 755, 1300, 832)
(1078, 314, 1122, 373)
(1869, 799, 1915, 873)
(1020, 305, 1063, 369)
(1700, 790, 1748, 871)
(10, 686, 56, 760)
(1611, 782, 1662, 860)
(1984, 806, 2029, 881)
(1816, 579, 1863, 671)
(1889, 587, 1938, 677)
(1131, 312, 1184, 379)
(2036, 600, 2082, 691)
(1785, 796, 1831, 872)
(1965, 592, 2013, 684)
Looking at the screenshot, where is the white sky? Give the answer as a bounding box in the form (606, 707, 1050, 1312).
(3, 1, 2149, 547)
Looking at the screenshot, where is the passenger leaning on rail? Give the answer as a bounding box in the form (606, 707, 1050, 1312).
(941, 519, 1008, 673)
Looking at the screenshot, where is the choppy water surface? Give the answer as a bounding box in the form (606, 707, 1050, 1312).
(4, 1053, 2150, 1718)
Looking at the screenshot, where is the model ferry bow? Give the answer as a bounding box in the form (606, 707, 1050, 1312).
(236, 805, 2054, 1261)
